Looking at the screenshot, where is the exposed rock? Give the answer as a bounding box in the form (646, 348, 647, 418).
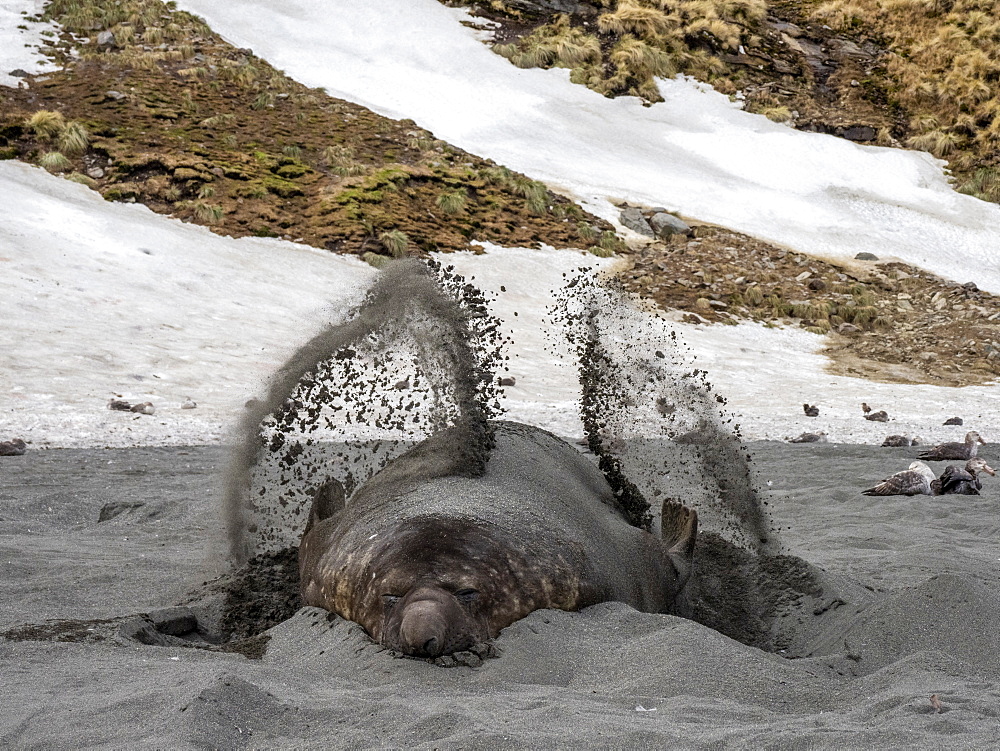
(841, 126, 876, 142)
(104, 90, 126, 102)
(107, 399, 132, 411)
(619, 207, 654, 237)
(96, 31, 116, 48)
(650, 212, 691, 239)
(497, 0, 597, 16)
(855, 252, 879, 261)
(9, 69, 28, 79)
(499, 376, 517, 387)
(86, 166, 105, 179)
(943, 416, 963, 426)
(865, 410, 890, 422)
(130, 402, 155, 415)
(181, 399, 197, 409)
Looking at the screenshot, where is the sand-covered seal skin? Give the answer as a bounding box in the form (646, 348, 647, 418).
(299, 421, 697, 657)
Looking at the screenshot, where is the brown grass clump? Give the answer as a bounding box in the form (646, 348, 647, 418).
(25, 110, 65, 140)
(810, 0, 1000, 173)
(491, 0, 765, 103)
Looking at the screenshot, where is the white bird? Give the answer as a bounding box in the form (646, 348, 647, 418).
(862, 461, 936, 496)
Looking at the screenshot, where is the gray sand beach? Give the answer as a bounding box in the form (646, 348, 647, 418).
(2, 440, 998, 749)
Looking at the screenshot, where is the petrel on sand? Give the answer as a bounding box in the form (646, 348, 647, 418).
(917, 431, 985, 462)
(931, 458, 996, 495)
(862, 461, 936, 496)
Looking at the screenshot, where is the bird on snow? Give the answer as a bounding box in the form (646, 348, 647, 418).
(931, 458, 996, 495)
(862, 461, 936, 496)
(943, 416, 964, 426)
(861, 403, 872, 415)
(864, 410, 889, 422)
(803, 404, 820, 417)
(918, 431, 985, 462)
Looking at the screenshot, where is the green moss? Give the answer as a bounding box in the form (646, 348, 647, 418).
(102, 185, 140, 201)
(262, 175, 304, 198)
(274, 160, 310, 178)
(0, 147, 17, 160)
(235, 181, 269, 199)
(333, 187, 384, 205)
(173, 166, 209, 181)
(252, 226, 279, 237)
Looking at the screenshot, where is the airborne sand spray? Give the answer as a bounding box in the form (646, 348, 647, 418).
(210, 259, 795, 648)
(224, 259, 776, 568)
(223, 259, 503, 564)
(553, 273, 777, 555)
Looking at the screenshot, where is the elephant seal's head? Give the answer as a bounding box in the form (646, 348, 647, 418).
(300, 515, 601, 657)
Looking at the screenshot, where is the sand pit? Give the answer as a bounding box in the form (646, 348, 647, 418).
(2, 440, 998, 748)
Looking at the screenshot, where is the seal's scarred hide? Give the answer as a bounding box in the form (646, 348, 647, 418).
(299, 420, 697, 657)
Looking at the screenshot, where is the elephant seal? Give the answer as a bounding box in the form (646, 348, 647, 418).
(299, 420, 697, 657)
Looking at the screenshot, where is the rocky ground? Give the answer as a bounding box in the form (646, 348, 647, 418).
(616, 209, 1000, 387)
(2, 0, 997, 389)
(0, 1, 614, 262)
(459, 0, 901, 144)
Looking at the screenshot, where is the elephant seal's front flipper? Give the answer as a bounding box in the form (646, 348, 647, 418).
(661, 500, 698, 615)
(303, 478, 347, 536)
(662, 500, 698, 560)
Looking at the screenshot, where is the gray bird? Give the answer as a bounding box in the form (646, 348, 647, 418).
(931, 458, 996, 495)
(789, 431, 827, 443)
(918, 431, 985, 461)
(803, 403, 819, 417)
(862, 461, 935, 496)
(0, 438, 27, 456)
(882, 434, 910, 447)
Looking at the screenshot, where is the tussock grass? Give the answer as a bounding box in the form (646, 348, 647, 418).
(25, 110, 65, 140)
(324, 144, 366, 177)
(491, 0, 765, 103)
(957, 166, 1000, 202)
(812, 0, 1000, 173)
(436, 189, 468, 216)
(65, 171, 98, 187)
(362, 251, 391, 268)
(577, 222, 599, 242)
(39, 151, 72, 172)
(191, 201, 224, 224)
(588, 245, 617, 257)
(379, 229, 409, 257)
(57, 120, 90, 156)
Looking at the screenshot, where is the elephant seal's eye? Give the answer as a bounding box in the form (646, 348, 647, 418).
(454, 589, 479, 603)
(382, 594, 401, 608)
